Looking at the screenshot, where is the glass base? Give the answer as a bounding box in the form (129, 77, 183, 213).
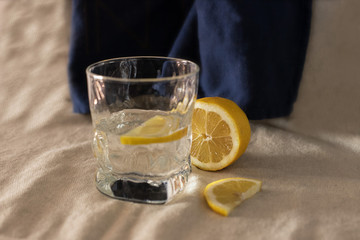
(95, 165, 191, 204)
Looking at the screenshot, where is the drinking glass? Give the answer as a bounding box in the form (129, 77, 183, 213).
(86, 56, 199, 203)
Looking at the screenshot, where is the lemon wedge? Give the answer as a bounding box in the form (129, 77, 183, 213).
(120, 115, 187, 145)
(204, 177, 262, 216)
(191, 97, 251, 171)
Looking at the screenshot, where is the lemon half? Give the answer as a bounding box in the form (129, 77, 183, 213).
(191, 97, 251, 171)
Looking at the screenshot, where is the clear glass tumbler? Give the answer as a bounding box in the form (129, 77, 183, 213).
(86, 56, 199, 203)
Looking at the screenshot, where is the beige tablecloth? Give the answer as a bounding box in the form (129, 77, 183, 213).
(1, 1, 359, 239)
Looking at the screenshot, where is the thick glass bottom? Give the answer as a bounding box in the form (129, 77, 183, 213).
(95, 163, 191, 204)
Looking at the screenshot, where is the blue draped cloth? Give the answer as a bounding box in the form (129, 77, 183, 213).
(68, 0, 312, 120)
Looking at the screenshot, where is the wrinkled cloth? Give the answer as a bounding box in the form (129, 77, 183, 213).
(1, 1, 360, 240)
(68, 0, 312, 119)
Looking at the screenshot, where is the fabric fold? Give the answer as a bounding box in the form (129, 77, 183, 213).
(68, 0, 312, 119)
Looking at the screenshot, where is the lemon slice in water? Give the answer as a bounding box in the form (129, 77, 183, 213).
(120, 115, 187, 145)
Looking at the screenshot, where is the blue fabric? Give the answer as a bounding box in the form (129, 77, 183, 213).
(68, 0, 312, 119)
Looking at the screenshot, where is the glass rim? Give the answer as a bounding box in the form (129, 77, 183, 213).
(86, 56, 200, 82)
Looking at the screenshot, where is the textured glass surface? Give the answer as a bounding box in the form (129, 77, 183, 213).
(86, 57, 199, 204)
